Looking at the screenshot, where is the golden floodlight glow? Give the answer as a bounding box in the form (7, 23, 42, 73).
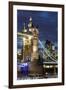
(29, 36, 32, 40)
(49, 65, 53, 68)
(29, 28, 31, 32)
(23, 37, 26, 45)
(33, 46, 37, 52)
(24, 29, 27, 32)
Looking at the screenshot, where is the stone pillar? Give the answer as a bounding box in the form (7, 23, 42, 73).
(31, 36, 39, 61)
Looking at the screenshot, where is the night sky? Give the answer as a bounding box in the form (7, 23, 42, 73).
(17, 10, 58, 43)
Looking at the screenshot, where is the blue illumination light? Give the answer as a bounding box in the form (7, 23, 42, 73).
(20, 63, 29, 76)
(21, 63, 28, 67)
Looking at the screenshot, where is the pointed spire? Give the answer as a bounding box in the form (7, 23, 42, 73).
(24, 23, 26, 29)
(28, 17, 33, 28)
(23, 23, 27, 32)
(29, 17, 32, 21)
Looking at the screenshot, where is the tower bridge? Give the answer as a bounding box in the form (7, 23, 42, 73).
(17, 17, 58, 78)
